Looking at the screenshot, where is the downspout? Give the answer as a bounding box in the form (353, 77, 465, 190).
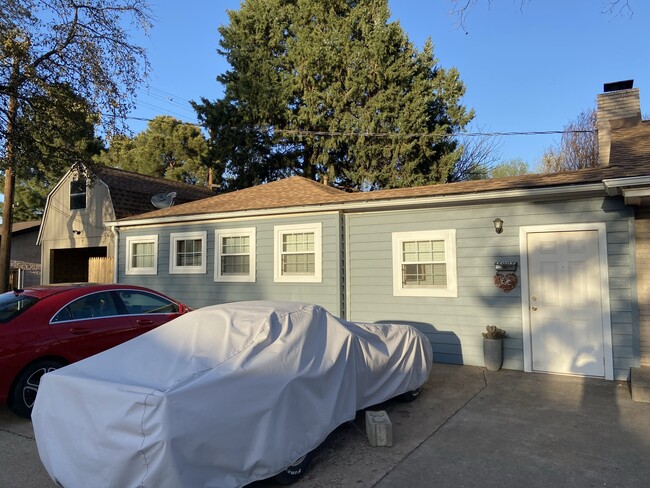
(111, 224, 119, 284)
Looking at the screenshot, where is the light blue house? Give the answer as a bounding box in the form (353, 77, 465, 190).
(110, 83, 650, 382)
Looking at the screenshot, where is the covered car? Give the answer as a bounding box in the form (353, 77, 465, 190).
(32, 301, 432, 488)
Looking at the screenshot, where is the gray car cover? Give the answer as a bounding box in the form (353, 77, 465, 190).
(32, 301, 432, 488)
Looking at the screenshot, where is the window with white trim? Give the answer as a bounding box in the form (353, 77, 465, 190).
(169, 231, 207, 274)
(392, 229, 457, 297)
(126, 236, 158, 275)
(215, 228, 256, 282)
(274, 223, 322, 283)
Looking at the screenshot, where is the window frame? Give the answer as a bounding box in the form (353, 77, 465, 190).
(214, 227, 256, 283)
(169, 231, 207, 274)
(70, 178, 87, 210)
(125, 235, 159, 276)
(274, 223, 322, 283)
(391, 229, 458, 297)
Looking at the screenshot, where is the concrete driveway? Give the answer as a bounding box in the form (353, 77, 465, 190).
(2, 364, 649, 488)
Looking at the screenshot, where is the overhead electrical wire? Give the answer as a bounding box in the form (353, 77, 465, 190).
(122, 85, 593, 139)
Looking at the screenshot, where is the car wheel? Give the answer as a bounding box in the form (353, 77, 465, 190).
(274, 451, 314, 485)
(399, 386, 422, 402)
(8, 360, 64, 418)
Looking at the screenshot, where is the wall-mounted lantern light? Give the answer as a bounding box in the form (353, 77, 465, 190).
(493, 218, 504, 234)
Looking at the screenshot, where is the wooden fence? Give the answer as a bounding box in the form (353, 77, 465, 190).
(88, 257, 114, 283)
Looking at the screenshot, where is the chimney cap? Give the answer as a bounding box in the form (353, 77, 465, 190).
(604, 80, 634, 92)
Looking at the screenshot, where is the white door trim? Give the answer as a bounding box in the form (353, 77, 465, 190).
(519, 223, 614, 380)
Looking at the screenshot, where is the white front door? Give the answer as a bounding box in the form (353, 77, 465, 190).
(526, 230, 606, 377)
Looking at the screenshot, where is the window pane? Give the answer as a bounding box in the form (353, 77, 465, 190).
(221, 255, 250, 275)
(403, 263, 447, 288)
(177, 239, 202, 267)
(117, 290, 178, 314)
(403, 240, 445, 263)
(282, 253, 315, 274)
(283, 233, 314, 253)
(70, 179, 87, 210)
(222, 236, 249, 254)
(281, 231, 316, 276)
(132, 242, 154, 268)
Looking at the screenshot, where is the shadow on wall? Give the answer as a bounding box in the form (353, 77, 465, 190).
(375, 320, 462, 365)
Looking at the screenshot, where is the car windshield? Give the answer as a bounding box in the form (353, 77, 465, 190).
(0, 292, 39, 324)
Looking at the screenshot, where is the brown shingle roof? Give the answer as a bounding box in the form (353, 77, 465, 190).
(117, 123, 650, 222)
(12, 220, 41, 235)
(120, 176, 353, 220)
(97, 166, 215, 219)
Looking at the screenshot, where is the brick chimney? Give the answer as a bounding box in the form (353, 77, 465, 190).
(597, 80, 641, 166)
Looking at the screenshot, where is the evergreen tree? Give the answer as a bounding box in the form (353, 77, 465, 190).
(96, 116, 209, 186)
(194, 0, 474, 190)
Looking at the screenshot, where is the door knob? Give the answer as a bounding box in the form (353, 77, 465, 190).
(531, 306, 538, 311)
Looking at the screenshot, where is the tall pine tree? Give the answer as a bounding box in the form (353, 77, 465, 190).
(194, 0, 474, 190)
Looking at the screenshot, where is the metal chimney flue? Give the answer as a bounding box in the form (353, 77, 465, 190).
(603, 80, 634, 92)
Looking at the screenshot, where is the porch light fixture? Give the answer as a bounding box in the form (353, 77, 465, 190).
(493, 218, 504, 234)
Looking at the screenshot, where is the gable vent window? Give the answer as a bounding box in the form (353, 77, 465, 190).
(70, 178, 87, 210)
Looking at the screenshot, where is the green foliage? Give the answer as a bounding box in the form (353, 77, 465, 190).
(194, 0, 474, 191)
(1, 83, 103, 221)
(489, 159, 529, 178)
(0, 0, 151, 289)
(482, 325, 507, 339)
(95, 116, 209, 185)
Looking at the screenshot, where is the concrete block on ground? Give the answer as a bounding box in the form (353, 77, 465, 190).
(631, 366, 650, 403)
(365, 410, 393, 447)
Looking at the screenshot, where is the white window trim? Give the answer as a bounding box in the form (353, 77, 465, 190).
(392, 229, 458, 297)
(274, 223, 322, 283)
(125, 235, 158, 276)
(214, 227, 256, 283)
(169, 231, 207, 274)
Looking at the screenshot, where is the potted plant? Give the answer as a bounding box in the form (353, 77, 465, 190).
(482, 325, 507, 371)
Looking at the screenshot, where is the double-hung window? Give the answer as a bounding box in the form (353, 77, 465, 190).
(215, 228, 256, 282)
(170, 231, 207, 274)
(274, 223, 322, 283)
(125, 236, 158, 275)
(392, 229, 457, 297)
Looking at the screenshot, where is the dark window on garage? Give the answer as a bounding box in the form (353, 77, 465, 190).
(70, 178, 86, 210)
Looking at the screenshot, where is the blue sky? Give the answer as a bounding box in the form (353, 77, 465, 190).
(129, 0, 649, 170)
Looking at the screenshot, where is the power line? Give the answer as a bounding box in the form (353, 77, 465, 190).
(109, 114, 593, 139)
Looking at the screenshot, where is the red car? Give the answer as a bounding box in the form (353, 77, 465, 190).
(0, 284, 189, 418)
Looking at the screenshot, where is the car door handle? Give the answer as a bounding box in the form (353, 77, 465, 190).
(136, 319, 154, 326)
(70, 328, 92, 335)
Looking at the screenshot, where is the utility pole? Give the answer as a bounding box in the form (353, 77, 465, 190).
(0, 60, 19, 292)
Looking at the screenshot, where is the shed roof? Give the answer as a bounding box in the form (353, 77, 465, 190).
(97, 166, 215, 219)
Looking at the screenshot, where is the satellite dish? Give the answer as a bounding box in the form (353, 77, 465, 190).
(151, 192, 177, 209)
